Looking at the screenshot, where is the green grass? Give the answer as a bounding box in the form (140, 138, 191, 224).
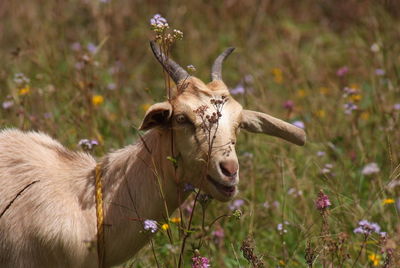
(1, 0, 399, 267)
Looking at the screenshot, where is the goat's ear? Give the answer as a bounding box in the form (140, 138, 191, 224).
(240, 109, 306, 146)
(139, 102, 173, 130)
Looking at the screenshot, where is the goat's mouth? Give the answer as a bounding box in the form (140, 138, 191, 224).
(207, 175, 236, 198)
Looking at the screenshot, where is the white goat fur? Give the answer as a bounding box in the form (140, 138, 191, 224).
(0, 128, 181, 267)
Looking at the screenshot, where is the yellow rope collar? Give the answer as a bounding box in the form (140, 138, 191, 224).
(95, 163, 105, 268)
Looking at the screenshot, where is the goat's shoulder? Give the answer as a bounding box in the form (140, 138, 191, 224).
(0, 128, 94, 161)
(0, 128, 68, 151)
(0, 129, 98, 267)
(0, 128, 96, 184)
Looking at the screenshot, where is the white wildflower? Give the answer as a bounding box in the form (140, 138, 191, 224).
(362, 162, 380, 175)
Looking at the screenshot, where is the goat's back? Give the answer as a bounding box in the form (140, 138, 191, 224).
(0, 129, 98, 267)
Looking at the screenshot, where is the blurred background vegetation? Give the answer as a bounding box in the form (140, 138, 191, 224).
(1, 0, 400, 267)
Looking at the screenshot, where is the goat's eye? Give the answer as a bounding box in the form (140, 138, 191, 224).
(175, 114, 188, 124)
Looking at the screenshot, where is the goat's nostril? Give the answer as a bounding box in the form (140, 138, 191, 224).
(219, 160, 238, 178)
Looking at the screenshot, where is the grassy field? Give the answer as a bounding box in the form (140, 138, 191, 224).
(1, 0, 400, 267)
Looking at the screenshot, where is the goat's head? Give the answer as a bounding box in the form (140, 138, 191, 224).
(139, 42, 306, 202)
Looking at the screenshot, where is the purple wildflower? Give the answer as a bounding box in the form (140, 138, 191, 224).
(229, 199, 244, 211)
(283, 100, 294, 110)
(354, 220, 381, 235)
(212, 226, 224, 240)
(287, 187, 303, 197)
(78, 139, 90, 148)
(78, 139, 99, 151)
(150, 14, 169, 29)
(292, 120, 305, 129)
(393, 103, 400, 110)
(342, 86, 359, 98)
(375, 69, 385, 76)
(321, 163, 333, 175)
(244, 74, 254, 84)
(70, 42, 81, 51)
(211, 225, 225, 246)
(74, 61, 85, 70)
(315, 190, 331, 210)
(316, 151, 326, 157)
(336, 66, 349, 77)
(109, 61, 123, 74)
(362, 162, 380, 175)
(370, 43, 380, 52)
(183, 183, 195, 192)
(263, 201, 270, 209)
(263, 201, 280, 209)
(107, 83, 117, 90)
(343, 102, 358, 114)
(43, 112, 52, 119)
(387, 180, 400, 189)
(277, 221, 289, 234)
(192, 256, 210, 268)
(230, 84, 245, 95)
(143, 219, 158, 233)
(87, 43, 97, 54)
(13, 73, 30, 85)
(2, 100, 14, 110)
(181, 200, 194, 215)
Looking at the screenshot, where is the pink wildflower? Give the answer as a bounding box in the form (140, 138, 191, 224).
(315, 190, 331, 210)
(336, 66, 349, 76)
(192, 256, 210, 268)
(283, 100, 294, 110)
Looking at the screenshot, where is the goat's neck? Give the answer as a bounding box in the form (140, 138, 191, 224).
(99, 129, 185, 262)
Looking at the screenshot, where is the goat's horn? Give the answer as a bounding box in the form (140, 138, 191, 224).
(211, 47, 235, 81)
(150, 41, 189, 84)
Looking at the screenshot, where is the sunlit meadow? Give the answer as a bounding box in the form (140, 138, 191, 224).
(1, 1, 400, 267)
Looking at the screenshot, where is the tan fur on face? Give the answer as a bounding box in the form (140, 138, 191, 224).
(168, 79, 243, 201)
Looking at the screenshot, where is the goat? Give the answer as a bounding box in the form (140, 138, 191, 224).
(0, 42, 306, 267)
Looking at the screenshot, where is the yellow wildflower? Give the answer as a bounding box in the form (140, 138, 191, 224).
(170, 217, 181, 223)
(141, 103, 151, 112)
(361, 112, 370, 120)
(92, 95, 104, 106)
(296, 89, 308, 98)
(279, 260, 285, 265)
(350, 94, 362, 102)
(18, 86, 30, 96)
(161, 223, 169, 230)
(316, 109, 326, 118)
(319, 87, 329, 95)
(382, 198, 395, 205)
(368, 253, 381, 266)
(350, 83, 360, 89)
(272, 68, 283, 84)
